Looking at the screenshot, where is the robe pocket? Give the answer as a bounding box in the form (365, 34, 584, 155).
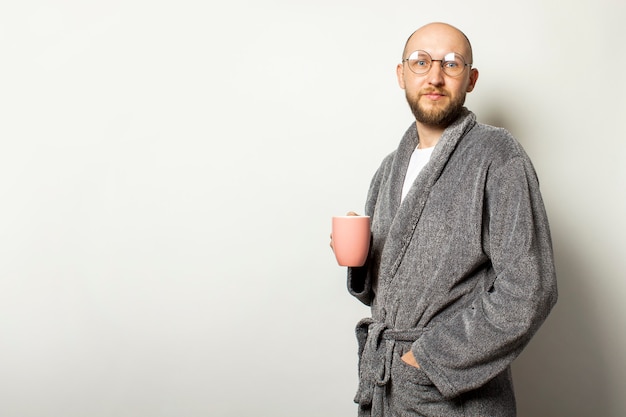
(398, 357, 433, 386)
(391, 354, 465, 414)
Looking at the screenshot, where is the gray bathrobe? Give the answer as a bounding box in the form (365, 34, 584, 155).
(348, 109, 557, 417)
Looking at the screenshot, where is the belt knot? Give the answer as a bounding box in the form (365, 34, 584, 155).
(353, 318, 424, 410)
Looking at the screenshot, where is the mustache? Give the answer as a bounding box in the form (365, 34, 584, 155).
(420, 88, 447, 95)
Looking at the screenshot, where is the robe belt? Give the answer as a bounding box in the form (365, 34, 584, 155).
(353, 317, 425, 409)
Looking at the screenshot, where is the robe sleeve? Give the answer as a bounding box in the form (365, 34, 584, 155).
(411, 156, 558, 399)
(347, 265, 373, 306)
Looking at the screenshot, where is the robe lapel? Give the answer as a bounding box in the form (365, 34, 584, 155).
(377, 109, 477, 295)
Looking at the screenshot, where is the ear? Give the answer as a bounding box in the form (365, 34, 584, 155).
(466, 68, 479, 92)
(396, 63, 406, 89)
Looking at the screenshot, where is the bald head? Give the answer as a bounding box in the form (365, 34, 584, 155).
(402, 22, 473, 64)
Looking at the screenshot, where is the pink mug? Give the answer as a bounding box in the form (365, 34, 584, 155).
(332, 215, 371, 267)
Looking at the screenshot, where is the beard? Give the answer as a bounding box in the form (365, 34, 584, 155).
(406, 89, 466, 128)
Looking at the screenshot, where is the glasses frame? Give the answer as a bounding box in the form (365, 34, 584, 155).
(402, 50, 472, 77)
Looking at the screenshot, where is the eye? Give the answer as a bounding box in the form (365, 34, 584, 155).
(444, 61, 459, 68)
(416, 59, 429, 67)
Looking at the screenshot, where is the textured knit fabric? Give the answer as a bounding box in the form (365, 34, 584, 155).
(348, 108, 558, 417)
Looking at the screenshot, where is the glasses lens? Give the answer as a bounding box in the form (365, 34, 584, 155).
(407, 50, 432, 74)
(441, 52, 466, 77)
(406, 51, 468, 76)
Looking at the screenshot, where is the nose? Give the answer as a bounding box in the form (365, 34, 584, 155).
(427, 61, 445, 86)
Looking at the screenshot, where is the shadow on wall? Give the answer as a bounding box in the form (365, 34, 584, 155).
(479, 110, 612, 417)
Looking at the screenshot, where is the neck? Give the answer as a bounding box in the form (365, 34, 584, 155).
(415, 122, 445, 149)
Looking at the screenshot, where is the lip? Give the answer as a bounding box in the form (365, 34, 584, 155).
(423, 92, 446, 100)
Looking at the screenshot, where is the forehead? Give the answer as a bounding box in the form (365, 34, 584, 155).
(405, 25, 470, 57)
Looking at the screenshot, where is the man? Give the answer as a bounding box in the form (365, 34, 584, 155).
(333, 23, 557, 416)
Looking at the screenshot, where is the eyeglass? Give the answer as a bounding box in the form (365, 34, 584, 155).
(402, 50, 471, 77)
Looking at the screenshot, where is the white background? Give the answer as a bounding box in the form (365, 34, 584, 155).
(1, 1, 625, 416)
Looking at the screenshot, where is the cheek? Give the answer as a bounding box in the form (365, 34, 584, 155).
(450, 80, 470, 95)
(402, 77, 425, 93)
(400, 74, 419, 90)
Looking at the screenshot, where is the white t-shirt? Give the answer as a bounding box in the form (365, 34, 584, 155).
(401, 145, 435, 201)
